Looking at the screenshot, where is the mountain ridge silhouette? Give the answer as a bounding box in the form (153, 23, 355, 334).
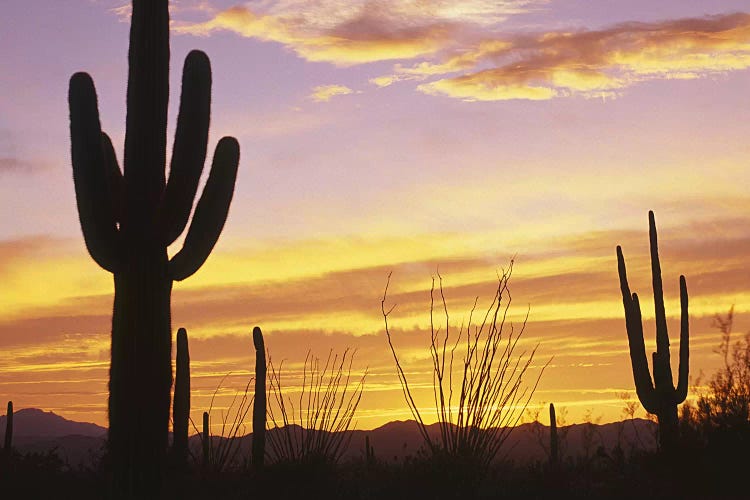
(2, 407, 657, 467)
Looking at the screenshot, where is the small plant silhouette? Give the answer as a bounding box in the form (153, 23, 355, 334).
(171, 327, 190, 470)
(266, 349, 365, 465)
(193, 375, 254, 474)
(616, 210, 689, 453)
(3, 401, 12, 454)
(382, 264, 545, 475)
(252, 327, 267, 469)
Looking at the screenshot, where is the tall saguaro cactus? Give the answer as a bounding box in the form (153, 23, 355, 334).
(616, 211, 689, 452)
(172, 327, 190, 469)
(68, 0, 239, 491)
(252, 326, 267, 469)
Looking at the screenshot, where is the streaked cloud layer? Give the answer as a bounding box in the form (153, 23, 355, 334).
(1, 0, 749, 430)
(416, 13, 750, 100)
(176, 3, 750, 100)
(2, 212, 748, 426)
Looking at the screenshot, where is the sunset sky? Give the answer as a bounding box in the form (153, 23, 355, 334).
(1, 0, 749, 433)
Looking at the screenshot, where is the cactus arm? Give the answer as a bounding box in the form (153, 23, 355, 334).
(617, 246, 657, 412)
(69, 73, 121, 273)
(675, 275, 689, 403)
(124, 0, 169, 218)
(157, 50, 212, 246)
(101, 133, 124, 225)
(169, 137, 239, 281)
(648, 211, 672, 372)
(631, 293, 660, 413)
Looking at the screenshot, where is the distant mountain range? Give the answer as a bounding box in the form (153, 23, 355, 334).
(0, 408, 657, 468)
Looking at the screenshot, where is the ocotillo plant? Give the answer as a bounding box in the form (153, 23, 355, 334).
(617, 211, 689, 453)
(68, 0, 239, 490)
(549, 403, 558, 468)
(3, 401, 12, 452)
(172, 328, 190, 469)
(252, 327, 266, 469)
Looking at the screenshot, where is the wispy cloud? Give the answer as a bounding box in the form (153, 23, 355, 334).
(414, 13, 750, 100)
(170, 3, 750, 100)
(173, 1, 543, 65)
(0, 157, 33, 173)
(309, 84, 354, 102)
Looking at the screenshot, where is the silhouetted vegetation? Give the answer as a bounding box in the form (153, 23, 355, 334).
(617, 211, 689, 453)
(382, 263, 546, 495)
(266, 349, 365, 466)
(171, 328, 190, 471)
(10, 0, 741, 494)
(252, 327, 267, 469)
(3, 401, 12, 453)
(68, 0, 239, 494)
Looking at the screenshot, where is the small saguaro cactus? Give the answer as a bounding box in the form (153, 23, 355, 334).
(252, 327, 266, 469)
(365, 435, 375, 466)
(172, 328, 190, 468)
(549, 403, 558, 468)
(616, 211, 689, 453)
(68, 0, 239, 491)
(202, 411, 210, 469)
(3, 401, 12, 452)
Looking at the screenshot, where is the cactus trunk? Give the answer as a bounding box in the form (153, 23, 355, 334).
(108, 257, 172, 489)
(252, 327, 266, 469)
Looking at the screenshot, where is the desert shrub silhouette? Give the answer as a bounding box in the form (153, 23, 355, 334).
(68, 0, 238, 492)
(695, 307, 750, 435)
(381, 263, 545, 491)
(193, 376, 254, 474)
(616, 211, 689, 453)
(266, 349, 365, 467)
(679, 307, 749, 489)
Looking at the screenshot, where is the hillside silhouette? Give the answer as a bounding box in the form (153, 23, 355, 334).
(2, 407, 655, 468)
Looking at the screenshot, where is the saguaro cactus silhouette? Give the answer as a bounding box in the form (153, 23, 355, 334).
(172, 327, 190, 469)
(68, 0, 239, 490)
(616, 211, 689, 452)
(549, 403, 558, 468)
(202, 411, 210, 469)
(252, 327, 266, 469)
(3, 401, 12, 452)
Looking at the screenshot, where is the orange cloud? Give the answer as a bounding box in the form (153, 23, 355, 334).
(417, 13, 750, 100)
(175, 5, 457, 65)
(2, 210, 748, 427)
